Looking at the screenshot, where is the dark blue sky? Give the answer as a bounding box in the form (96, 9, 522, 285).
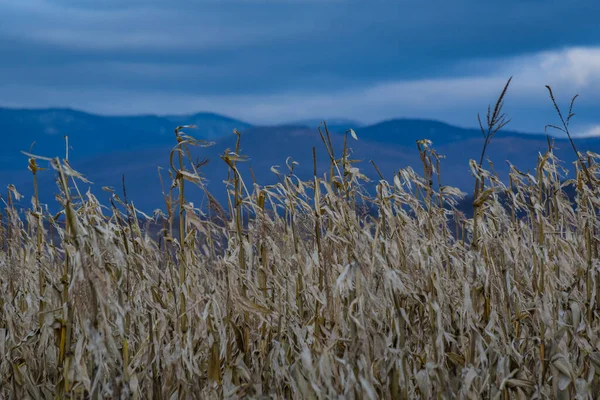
(1, 0, 599, 135)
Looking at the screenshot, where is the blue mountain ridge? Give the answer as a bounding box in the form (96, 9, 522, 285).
(0, 107, 598, 213)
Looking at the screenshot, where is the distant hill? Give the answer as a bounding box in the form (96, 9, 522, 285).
(163, 112, 253, 140)
(288, 118, 363, 134)
(355, 118, 546, 145)
(1, 107, 599, 213)
(0, 107, 251, 167)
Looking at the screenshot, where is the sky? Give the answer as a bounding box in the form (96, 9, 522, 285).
(1, 0, 600, 135)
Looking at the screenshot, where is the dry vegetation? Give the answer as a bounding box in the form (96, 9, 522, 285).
(3, 80, 600, 399)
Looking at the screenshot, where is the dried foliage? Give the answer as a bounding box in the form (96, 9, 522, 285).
(3, 84, 600, 399)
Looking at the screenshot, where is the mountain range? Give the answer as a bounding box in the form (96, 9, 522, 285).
(1, 106, 598, 213)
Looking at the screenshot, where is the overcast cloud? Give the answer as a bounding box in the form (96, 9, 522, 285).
(0, 0, 599, 135)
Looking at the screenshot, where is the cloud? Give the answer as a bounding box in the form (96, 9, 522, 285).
(1, 0, 600, 133)
(0, 0, 334, 52)
(509, 47, 600, 90)
(2, 46, 599, 134)
(576, 125, 600, 138)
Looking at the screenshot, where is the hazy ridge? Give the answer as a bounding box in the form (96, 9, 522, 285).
(1, 106, 598, 212)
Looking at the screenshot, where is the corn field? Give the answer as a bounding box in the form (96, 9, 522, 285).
(2, 81, 600, 399)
